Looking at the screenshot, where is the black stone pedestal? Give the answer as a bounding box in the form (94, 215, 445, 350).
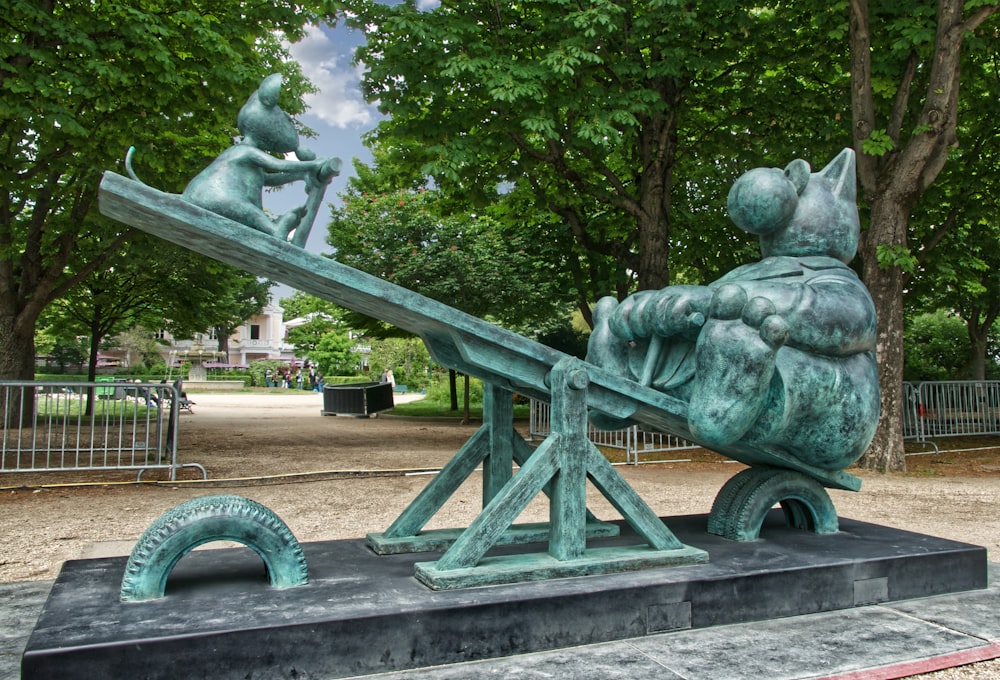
(22, 513, 988, 679)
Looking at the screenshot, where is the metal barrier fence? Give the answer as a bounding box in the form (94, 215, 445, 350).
(1, 380, 206, 481)
(528, 400, 700, 464)
(904, 381, 1000, 450)
(536, 380, 1000, 462)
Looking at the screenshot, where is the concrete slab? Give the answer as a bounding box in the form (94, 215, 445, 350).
(628, 606, 988, 680)
(4, 566, 1000, 679)
(0, 581, 51, 680)
(20, 512, 988, 679)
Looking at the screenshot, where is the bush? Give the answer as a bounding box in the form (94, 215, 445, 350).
(423, 373, 484, 406)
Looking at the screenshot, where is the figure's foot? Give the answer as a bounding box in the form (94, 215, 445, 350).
(276, 206, 306, 241)
(741, 296, 790, 349)
(586, 296, 631, 377)
(687, 318, 780, 448)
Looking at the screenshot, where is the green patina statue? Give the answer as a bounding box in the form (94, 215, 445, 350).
(100, 71, 881, 589)
(586, 148, 879, 475)
(127, 73, 340, 247)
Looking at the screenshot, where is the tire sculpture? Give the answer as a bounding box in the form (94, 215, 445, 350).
(120, 494, 308, 602)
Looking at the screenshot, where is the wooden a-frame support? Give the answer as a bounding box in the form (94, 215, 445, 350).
(366, 357, 707, 590)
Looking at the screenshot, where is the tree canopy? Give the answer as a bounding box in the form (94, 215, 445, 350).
(339, 0, 844, 304)
(338, 0, 1000, 472)
(0, 0, 335, 388)
(327, 179, 576, 333)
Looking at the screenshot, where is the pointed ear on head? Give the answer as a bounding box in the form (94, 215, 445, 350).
(818, 148, 856, 203)
(256, 74, 284, 108)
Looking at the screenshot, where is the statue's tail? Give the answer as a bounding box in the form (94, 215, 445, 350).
(124, 146, 148, 185)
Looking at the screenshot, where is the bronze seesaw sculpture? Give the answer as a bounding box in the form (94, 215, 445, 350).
(99, 74, 877, 592)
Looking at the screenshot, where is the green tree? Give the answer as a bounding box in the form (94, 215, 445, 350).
(286, 315, 341, 359)
(328, 185, 575, 330)
(34, 327, 87, 373)
(309, 331, 360, 377)
(904, 36, 1000, 381)
(904, 310, 974, 381)
(45, 235, 265, 381)
(112, 326, 166, 371)
(0, 0, 333, 422)
(367, 337, 431, 389)
(278, 291, 345, 321)
(844, 0, 999, 470)
(339, 1, 825, 309)
(197, 272, 272, 359)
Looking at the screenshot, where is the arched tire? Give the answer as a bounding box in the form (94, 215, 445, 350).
(121, 495, 308, 602)
(708, 467, 839, 542)
(707, 466, 769, 536)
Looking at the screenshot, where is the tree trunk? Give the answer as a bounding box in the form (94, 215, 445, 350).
(635, 208, 670, 291)
(216, 326, 231, 362)
(462, 373, 471, 425)
(634, 104, 678, 292)
(967, 326, 988, 381)
(448, 368, 458, 411)
(84, 325, 103, 417)
(0, 314, 37, 427)
(858, 198, 908, 472)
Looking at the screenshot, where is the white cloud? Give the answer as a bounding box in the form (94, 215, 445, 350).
(288, 25, 375, 129)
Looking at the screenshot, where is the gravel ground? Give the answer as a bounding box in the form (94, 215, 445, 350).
(1, 390, 998, 677)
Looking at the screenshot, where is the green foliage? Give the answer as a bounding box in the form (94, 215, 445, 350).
(339, 0, 846, 303)
(861, 129, 896, 157)
(285, 316, 341, 357)
(876, 244, 919, 274)
(367, 337, 431, 389)
(422, 374, 484, 409)
(328, 186, 574, 329)
(0, 0, 334, 380)
(112, 326, 166, 370)
(247, 360, 290, 388)
(309, 331, 361, 376)
(535, 325, 591, 360)
(35, 333, 88, 372)
(904, 311, 972, 381)
(278, 292, 345, 321)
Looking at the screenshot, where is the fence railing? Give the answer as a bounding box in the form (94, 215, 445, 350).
(1, 380, 206, 481)
(904, 381, 1000, 451)
(534, 380, 1000, 463)
(528, 400, 700, 465)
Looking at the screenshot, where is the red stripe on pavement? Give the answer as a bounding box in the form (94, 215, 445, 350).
(817, 641, 1000, 680)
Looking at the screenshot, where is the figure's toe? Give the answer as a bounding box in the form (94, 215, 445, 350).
(759, 315, 790, 348)
(711, 284, 747, 320)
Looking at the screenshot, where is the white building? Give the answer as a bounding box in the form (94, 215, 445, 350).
(164, 302, 297, 367)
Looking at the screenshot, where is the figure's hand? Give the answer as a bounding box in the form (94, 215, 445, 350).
(318, 157, 342, 183)
(710, 285, 789, 349)
(607, 287, 709, 340)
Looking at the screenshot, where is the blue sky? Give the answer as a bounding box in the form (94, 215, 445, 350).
(266, 6, 445, 302)
(266, 23, 378, 259)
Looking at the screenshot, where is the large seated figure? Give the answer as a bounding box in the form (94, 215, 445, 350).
(586, 149, 879, 473)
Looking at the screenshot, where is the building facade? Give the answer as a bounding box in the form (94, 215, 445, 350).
(165, 302, 297, 367)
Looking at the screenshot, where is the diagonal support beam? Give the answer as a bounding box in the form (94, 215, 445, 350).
(366, 380, 619, 556)
(414, 358, 707, 589)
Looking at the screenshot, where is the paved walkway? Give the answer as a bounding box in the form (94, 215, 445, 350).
(3, 563, 998, 679)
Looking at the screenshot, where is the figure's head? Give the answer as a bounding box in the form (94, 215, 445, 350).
(726, 148, 860, 263)
(236, 74, 300, 154)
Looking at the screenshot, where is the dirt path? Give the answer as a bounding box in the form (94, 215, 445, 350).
(1, 390, 998, 585)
